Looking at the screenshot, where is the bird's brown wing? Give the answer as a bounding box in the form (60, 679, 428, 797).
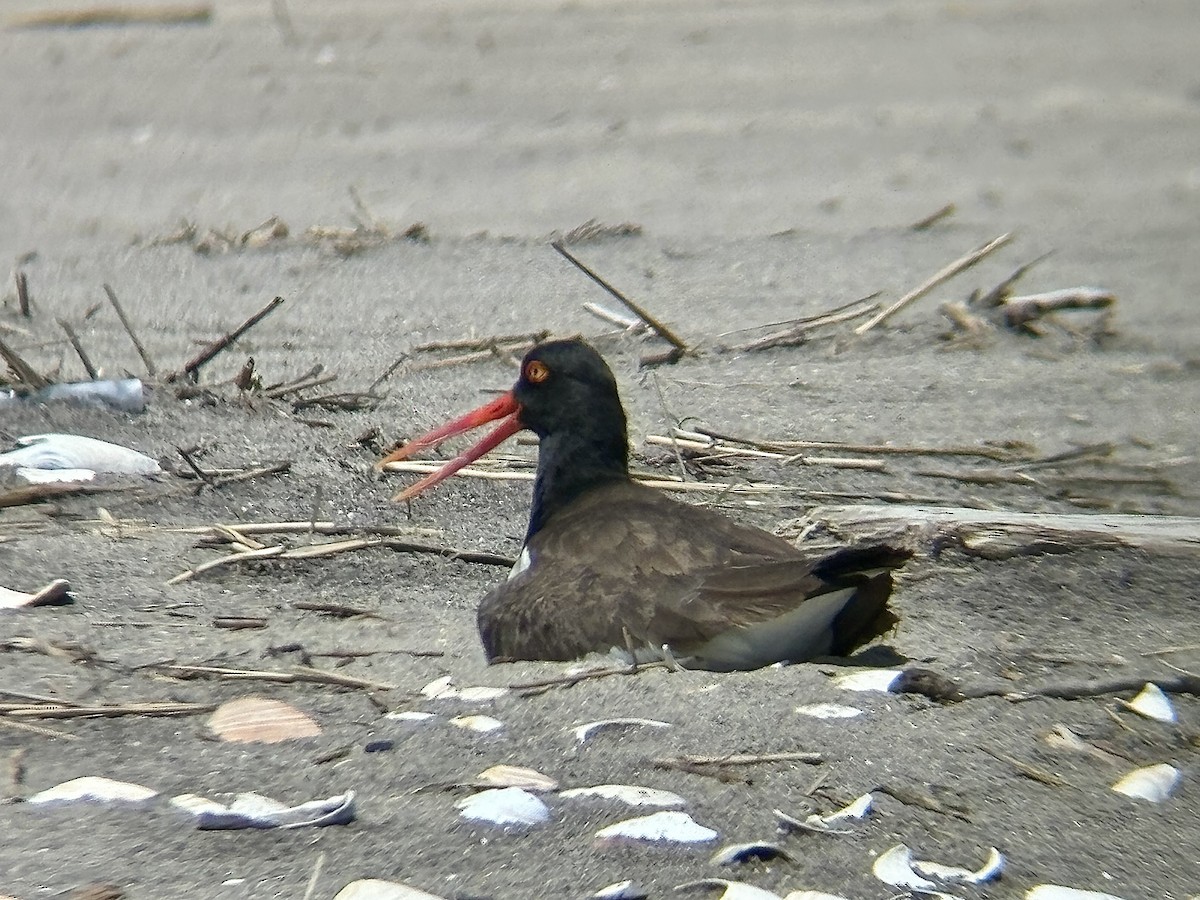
(477, 481, 907, 667)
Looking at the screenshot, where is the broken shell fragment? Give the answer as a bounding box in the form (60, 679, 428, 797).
(386, 710, 436, 724)
(592, 881, 649, 900)
(333, 879, 449, 900)
(449, 714, 504, 734)
(830, 669, 902, 692)
(455, 787, 550, 828)
(675, 879, 781, 900)
(794, 703, 862, 719)
(573, 717, 672, 743)
(0, 578, 72, 610)
(420, 676, 509, 702)
(1110, 763, 1180, 802)
(871, 844, 957, 898)
(560, 784, 686, 808)
(596, 810, 717, 846)
(474, 764, 558, 792)
(709, 842, 792, 866)
(0, 433, 160, 475)
(1120, 683, 1175, 723)
(170, 790, 355, 829)
(807, 793, 873, 829)
(912, 846, 1005, 884)
(28, 776, 158, 805)
(208, 696, 321, 743)
(1026, 887, 1128, 900)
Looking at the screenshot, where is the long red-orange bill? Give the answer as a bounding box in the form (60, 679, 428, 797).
(377, 392, 522, 502)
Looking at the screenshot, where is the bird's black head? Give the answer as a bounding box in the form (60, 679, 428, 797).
(513, 338, 627, 446)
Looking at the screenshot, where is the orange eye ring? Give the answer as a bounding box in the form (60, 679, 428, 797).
(524, 360, 550, 384)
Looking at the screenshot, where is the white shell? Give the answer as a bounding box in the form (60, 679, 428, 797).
(0, 433, 160, 474)
(871, 844, 956, 898)
(420, 677, 507, 702)
(831, 669, 902, 692)
(420, 675, 455, 699)
(28, 776, 158, 805)
(385, 710, 436, 723)
(449, 715, 504, 734)
(674, 879, 781, 900)
(455, 787, 550, 827)
(1110, 763, 1180, 802)
(573, 717, 672, 743)
(333, 879, 449, 900)
(475, 765, 558, 792)
(1026, 887, 1129, 900)
(806, 792, 874, 828)
(794, 703, 863, 719)
(208, 696, 321, 743)
(591, 880, 648, 900)
(15, 466, 95, 484)
(455, 686, 509, 702)
(1121, 683, 1176, 723)
(913, 846, 1005, 884)
(595, 810, 717, 845)
(560, 784, 686, 808)
(171, 790, 355, 829)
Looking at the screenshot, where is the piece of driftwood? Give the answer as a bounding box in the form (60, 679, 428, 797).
(799, 504, 1200, 559)
(890, 667, 1200, 703)
(1001, 288, 1115, 329)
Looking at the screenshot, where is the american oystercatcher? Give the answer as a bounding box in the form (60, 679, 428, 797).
(378, 338, 908, 670)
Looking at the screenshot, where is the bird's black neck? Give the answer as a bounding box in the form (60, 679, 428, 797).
(526, 429, 629, 541)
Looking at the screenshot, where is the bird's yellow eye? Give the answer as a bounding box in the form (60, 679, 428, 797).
(525, 360, 550, 383)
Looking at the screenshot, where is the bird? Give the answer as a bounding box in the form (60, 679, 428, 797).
(377, 337, 909, 671)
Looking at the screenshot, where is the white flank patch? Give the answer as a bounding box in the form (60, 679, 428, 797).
(455, 787, 550, 827)
(508, 546, 532, 580)
(560, 784, 686, 808)
(449, 715, 504, 734)
(595, 810, 718, 845)
(1121, 683, 1176, 723)
(573, 717, 672, 743)
(28, 776, 158, 805)
(1026, 887, 1129, 900)
(1110, 763, 1180, 802)
(831, 669, 903, 692)
(795, 703, 863, 719)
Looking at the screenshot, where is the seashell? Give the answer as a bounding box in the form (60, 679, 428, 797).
(560, 784, 686, 808)
(573, 717, 672, 743)
(674, 879, 782, 899)
(208, 696, 321, 743)
(830, 669, 902, 692)
(1043, 725, 1119, 762)
(781, 893, 854, 900)
(456, 685, 509, 702)
(709, 842, 792, 866)
(15, 466, 95, 484)
(171, 790, 355, 829)
(449, 714, 504, 734)
(0, 579, 72, 610)
(28, 776, 158, 805)
(1120, 683, 1175, 723)
(0, 433, 160, 474)
(333, 879, 449, 900)
(912, 846, 1005, 884)
(794, 703, 862, 719)
(595, 810, 717, 846)
(474, 765, 558, 792)
(419, 676, 509, 702)
(420, 675, 455, 699)
(455, 787, 550, 827)
(1026, 887, 1128, 900)
(592, 880, 649, 899)
(1110, 763, 1180, 802)
(807, 793, 873, 829)
(871, 844, 956, 898)
(385, 710, 436, 723)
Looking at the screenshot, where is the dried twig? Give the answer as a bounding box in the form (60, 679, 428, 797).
(7, 3, 212, 28)
(179, 295, 285, 382)
(733, 297, 880, 352)
(551, 241, 689, 353)
(57, 319, 100, 379)
(973, 251, 1054, 308)
(0, 336, 49, 389)
(15, 271, 31, 317)
(909, 202, 956, 231)
(855, 233, 1014, 334)
(413, 332, 551, 353)
(103, 284, 158, 377)
(3, 702, 213, 720)
(653, 750, 822, 778)
(158, 664, 394, 692)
